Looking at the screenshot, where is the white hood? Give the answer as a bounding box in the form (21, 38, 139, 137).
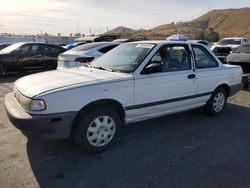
(15, 67, 131, 98)
(211, 44, 240, 50)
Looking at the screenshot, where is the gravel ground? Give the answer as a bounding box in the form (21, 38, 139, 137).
(0, 76, 250, 188)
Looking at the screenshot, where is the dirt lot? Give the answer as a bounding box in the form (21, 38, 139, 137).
(1, 76, 250, 188)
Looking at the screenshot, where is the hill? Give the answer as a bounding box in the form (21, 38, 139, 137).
(105, 26, 135, 35)
(103, 8, 250, 40)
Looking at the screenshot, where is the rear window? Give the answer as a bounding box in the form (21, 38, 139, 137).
(70, 43, 104, 52)
(234, 46, 250, 54)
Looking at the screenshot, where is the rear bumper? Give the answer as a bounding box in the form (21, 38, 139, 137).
(229, 83, 243, 96)
(4, 92, 77, 139)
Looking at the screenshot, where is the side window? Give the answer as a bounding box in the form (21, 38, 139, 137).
(19, 45, 30, 54)
(192, 45, 218, 69)
(99, 45, 118, 54)
(30, 45, 42, 55)
(44, 46, 61, 55)
(143, 44, 191, 74)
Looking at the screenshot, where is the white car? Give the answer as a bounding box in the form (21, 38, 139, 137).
(211, 37, 249, 63)
(57, 42, 120, 69)
(5, 41, 242, 153)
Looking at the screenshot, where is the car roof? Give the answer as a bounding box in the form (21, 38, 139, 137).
(128, 40, 201, 46)
(13, 42, 62, 46)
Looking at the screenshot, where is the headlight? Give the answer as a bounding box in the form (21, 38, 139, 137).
(14, 88, 46, 111)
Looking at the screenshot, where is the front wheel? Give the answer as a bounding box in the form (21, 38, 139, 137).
(204, 87, 227, 116)
(74, 108, 122, 153)
(0, 65, 5, 77)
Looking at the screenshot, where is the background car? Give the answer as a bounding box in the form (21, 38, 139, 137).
(0, 43, 11, 50)
(227, 44, 250, 88)
(211, 37, 248, 63)
(0, 42, 66, 76)
(57, 42, 120, 69)
(63, 42, 87, 50)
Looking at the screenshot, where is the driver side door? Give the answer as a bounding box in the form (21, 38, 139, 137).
(133, 44, 198, 121)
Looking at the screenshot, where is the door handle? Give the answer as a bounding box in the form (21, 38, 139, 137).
(187, 74, 196, 79)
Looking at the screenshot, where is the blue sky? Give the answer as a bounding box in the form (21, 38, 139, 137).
(0, 0, 249, 35)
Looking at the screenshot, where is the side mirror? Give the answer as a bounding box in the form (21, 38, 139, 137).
(141, 62, 162, 74)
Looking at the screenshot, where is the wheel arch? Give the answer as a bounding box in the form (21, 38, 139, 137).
(215, 84, 230, 96)
(70, 99, 126, 137)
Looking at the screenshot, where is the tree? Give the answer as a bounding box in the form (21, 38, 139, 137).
(194, 28, 220, 42)
(75, 33, 81, 37)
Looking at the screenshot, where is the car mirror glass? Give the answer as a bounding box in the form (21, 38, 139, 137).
(142, 62, 162, 74)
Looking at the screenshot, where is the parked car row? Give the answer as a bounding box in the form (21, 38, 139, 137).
(0, 41, 122, 76)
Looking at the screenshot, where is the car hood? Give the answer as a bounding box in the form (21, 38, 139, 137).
(212, 44, 240, 49)
(15, 67, 132, 98)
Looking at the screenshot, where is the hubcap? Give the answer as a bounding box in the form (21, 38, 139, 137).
(213, 92, 225, 112)
(87, 115, 116, 147)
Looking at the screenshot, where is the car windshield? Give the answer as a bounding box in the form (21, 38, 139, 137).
(91, 43, 155, 73)
(0, 43, 23, 54)
(69, 43, 105, 52)
(218, 39, 241, 45)
(234, 45, 250, 54)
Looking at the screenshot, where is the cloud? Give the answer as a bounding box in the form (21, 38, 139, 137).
(0, 0, 249, 35)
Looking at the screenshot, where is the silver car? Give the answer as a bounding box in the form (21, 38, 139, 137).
(57, 42, 120, 69)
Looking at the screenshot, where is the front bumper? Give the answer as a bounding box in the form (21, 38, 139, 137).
(4, 92, 77, 139)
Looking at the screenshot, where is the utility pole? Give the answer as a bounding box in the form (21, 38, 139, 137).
(77, 20, 79, 33)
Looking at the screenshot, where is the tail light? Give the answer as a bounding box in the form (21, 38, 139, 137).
(75, 56, 95, 63)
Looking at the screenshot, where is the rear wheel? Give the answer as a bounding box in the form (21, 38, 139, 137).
(74, 108, 122, 153)
(204, 87, 227, 116)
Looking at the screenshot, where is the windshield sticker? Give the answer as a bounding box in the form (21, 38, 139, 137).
(136, 44, 154, 49)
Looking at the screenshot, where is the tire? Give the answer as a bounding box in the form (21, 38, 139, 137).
(74, 108, 122, 153)
(204, 87, 227, 116)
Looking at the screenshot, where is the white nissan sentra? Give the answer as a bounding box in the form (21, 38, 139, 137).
(5, 41, 242, 153)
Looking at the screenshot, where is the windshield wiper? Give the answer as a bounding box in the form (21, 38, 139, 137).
(92, 66, 113, 72)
